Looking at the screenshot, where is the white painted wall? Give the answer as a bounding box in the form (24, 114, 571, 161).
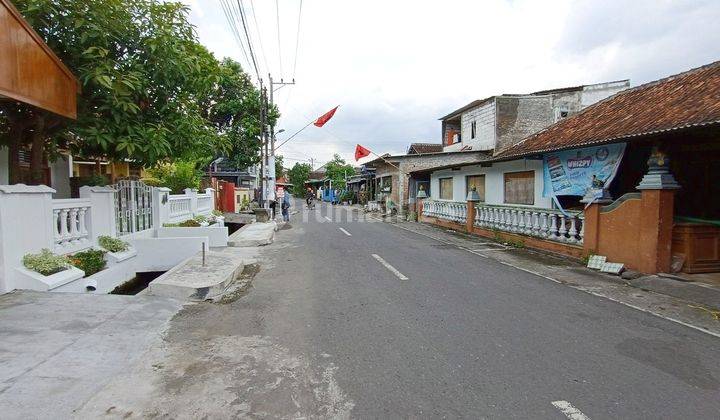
(581, 80, 630, 108)
(429, 159, 551, 208)
(444, 100, 496, 152)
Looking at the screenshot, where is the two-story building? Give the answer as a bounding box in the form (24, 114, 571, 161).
(424, 81, 630, 207)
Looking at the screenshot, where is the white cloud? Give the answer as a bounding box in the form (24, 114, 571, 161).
(186, 0, 720, 167)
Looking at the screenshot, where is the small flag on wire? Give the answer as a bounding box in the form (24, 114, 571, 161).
(314, 106, 339, 127)
(355, 144, 372, 161)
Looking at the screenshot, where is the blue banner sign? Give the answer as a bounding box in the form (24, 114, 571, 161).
(543, 143, 626, 197)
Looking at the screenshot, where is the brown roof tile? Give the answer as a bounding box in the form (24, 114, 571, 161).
(407, 143, 443, 154)
(497, 61, 720, 159)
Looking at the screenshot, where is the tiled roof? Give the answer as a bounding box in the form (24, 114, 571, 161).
(407, 143, 443, 154)
(497, 61, 720, 159)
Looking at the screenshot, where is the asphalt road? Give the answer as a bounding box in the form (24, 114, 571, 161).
(140, 201, 720, 418)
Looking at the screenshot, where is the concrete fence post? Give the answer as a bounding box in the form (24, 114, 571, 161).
(0, 185, 56, 293)
(79, 186, 117, 242)
(184, 188, 198, 216)
(466, 200, 476, 233)
(204, 187, 216, 211)
(152, 187, 171, 227)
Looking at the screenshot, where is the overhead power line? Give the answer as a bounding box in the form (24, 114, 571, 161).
(291, 0, 303, 80)
(248, 0, 269, 75)
(275, 0, 283, 76)
(219, 0, 252, 72)
(235, 0, 262, 82)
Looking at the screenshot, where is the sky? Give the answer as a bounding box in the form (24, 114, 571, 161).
(184, 0, 720, 168)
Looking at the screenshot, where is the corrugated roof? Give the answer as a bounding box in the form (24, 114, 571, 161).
(407, 143, 443, 154)
(497, 61, 720, 159)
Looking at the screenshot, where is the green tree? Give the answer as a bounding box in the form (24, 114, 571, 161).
(287, 162, 312, 195)
(4, 0, 227, 183)
(204, 58, 277, 170)
(324, 154, 355, 189)
(274, 155, 284, 179)
(146, 161, 202, 194)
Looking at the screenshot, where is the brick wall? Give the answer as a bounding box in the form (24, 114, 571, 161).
(495, 95, 554, 153)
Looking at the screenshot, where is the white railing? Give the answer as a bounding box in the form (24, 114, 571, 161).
(422, 200, 467, 223)
(196, 194, 213, 215)
(52, 199, 92, 253)
(168, 195, 192, 223)
(474, 203, 584, 244)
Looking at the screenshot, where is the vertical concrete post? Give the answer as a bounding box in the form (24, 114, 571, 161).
(581, 203, 601, 255)
(635, 148, 680, 273)
(466, 201, 475, 233)
(79, 186, 117, 242)
(184, 188, 198, 216)
(466, 187, 481, 234)
(152, 187, 171, 227)
(0, 185, 56, 293)
(204, 187, 216, 211)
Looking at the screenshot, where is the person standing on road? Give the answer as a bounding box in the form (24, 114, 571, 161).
(281, 187, 292, 222)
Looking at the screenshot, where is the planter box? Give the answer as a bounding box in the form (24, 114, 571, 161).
(157, 225, 229, 247)
(14, 266, 85, 291)
(103, 246, 138, 265)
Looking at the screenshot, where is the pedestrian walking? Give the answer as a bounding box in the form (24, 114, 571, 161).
(281, 187, 292, 222)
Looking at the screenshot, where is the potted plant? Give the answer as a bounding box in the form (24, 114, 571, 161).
(17, 248, 84, 290)
(98, 235, 137, 263)
(69, 249, 107, 277)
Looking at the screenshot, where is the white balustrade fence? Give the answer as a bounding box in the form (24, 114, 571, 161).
(163, 188, 216, 225)
(53, 198, 93, 253)
(474, 204, 584, 244)
(196, 193, 213, 215)
(167, 195, 193, 223)
(421, 200, 584, 245)
(422, 200, 467, 223)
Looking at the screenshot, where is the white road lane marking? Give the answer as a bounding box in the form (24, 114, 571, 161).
(338, 227, 352, 236)
(552, 400, 591, 420)
(372, 254, 409, 280)
(324, 216, 332, 222)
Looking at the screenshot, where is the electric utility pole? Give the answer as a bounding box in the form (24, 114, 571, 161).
(268, 74, 295, 196)
(259, 81, 269, 209)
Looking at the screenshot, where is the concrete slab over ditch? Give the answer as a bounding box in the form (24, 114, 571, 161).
(0, 290, 183, 419)
(228, 221, 276, 247)
(148, 246, 260, 300)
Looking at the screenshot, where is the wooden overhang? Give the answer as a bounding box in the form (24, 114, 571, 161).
(0, 0, 80, 119)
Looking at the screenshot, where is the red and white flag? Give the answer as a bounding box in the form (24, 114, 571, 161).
(314, 106, 339, 127)
(355, 144, 372, 161)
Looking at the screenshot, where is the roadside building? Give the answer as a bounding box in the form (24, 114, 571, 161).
(0, 0, 80, 195)
(418, 61, 720, 275)
(373, 81, 629, 215)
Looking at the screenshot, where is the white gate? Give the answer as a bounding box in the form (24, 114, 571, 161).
(113, 179, 153, 235)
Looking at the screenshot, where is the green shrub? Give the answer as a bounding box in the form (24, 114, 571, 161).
(23, 249, 71, 276)
(179, 219, 201, 227)
(98, 235, 129, 253)
(164, 219, 201, 227)
(85, 174, 109, 187)
(147, 161, 201, 194)
(212, 209, 223, 216)
(140, 177, 163, 187)
(70, 249, 107, 277)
